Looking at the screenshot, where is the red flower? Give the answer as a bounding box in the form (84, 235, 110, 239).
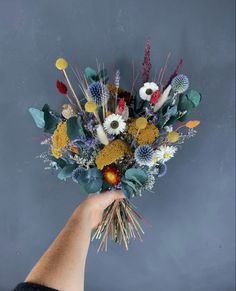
(118, 91, 133, 105)
(103, 165, 120, 186)
(150, 90, 161, 105)
(56, 80, 67, 95)
(118, 98, 125, 114)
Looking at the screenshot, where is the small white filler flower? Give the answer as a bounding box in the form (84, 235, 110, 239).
(103, 114, 126, 135)
(164, 125, 173, 133)
(154, 145, 177, 163)
(139, 82, 159, 101)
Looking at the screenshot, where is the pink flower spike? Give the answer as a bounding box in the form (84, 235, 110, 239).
(142, 38, 151, 83)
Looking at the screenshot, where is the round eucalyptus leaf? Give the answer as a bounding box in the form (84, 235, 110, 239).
(125, 168, 148, 185)
(187, 90, 201, 107)
(76, 167, 103, 193)
(121, 182, 134, 199)
(157, 163, 167, 178)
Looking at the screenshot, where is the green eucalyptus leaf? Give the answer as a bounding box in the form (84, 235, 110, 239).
(49, 156, 68, 169)
(128, 176, 143, 187)
(57, 164, 77, 181)
(165, 105, 177, 117)
(121, 177, 139, 192)
(121, 182, 134, 199)
(157, 109, 166, 128)
(67, 116, 86, 140)
(178, 98, 194, 112)
(178, 112, 191, 122)
(186, 90, 202, 107)
(125, 168, 148, 186)
(42, 104, 59, 133)
(101, 181, 111, 192)
(77, 168, 103, 193)
(85, 67, 99, 82)
(29, 108, 45, 128)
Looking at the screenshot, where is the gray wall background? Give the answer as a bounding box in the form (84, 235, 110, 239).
(0, 0, 235, 290)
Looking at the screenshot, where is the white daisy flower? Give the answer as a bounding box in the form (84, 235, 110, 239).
(154, 145, 177, 163)
(103, 114, 126, 135)
(139, 82, 159, 101)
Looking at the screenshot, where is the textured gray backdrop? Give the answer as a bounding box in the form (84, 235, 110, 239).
(0, 0, 235, 290)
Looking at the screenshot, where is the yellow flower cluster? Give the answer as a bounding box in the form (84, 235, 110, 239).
(95, 139, 132, 170)
(167, 131, 180, 143)
(51, 122, 69, 159)
(128, 119, 159, 145)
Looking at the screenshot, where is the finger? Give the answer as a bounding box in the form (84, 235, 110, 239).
(97, 190, 125, 210)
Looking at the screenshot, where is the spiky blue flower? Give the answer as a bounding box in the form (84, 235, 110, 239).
(135, 145, 154, 166)
(171, 74, 189, 94)
(72, 167, 83, 183)
(88, 82, 109, 106)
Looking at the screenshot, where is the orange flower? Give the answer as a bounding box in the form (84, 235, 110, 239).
(103, 166, 120, 185)
(70, 144, 79, 154)
(186, 120, 200, 128)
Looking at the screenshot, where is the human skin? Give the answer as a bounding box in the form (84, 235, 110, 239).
(25, 190, 124, 291)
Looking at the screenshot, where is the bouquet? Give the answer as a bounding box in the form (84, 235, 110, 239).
(29, 40, 201, 251)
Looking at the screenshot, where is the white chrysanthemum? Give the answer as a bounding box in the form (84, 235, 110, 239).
(103, 114, 126, 135)
(139, 82, 159, 101)
(154, 145, 177, 163)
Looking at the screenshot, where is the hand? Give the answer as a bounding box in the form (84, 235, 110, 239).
(73, 190, 125, 230)
(24, 190, 125, 291)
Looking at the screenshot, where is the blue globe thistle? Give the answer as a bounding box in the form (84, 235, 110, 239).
(88, 82, 109, 105)
(171, 74, 189, 94)
(72, 167, 83, 183)
(135, 145, 154, 166)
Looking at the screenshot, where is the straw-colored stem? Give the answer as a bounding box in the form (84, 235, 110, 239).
(116, 207, 129, 251)
(93, 110, 102, 125)
(64, 93, 74, 105)
(62, 69, 82, 111)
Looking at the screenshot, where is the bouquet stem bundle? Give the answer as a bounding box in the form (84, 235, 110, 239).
(92, 199, 144, 252)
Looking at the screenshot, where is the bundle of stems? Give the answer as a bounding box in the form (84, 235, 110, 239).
(92, 199, 144, 252)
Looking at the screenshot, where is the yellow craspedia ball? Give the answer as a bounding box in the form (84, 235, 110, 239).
(85, 101, 97, 113)
(55, 58, 68, 70)
(167, 131, 180, 143)
(135, 117, 148, 130)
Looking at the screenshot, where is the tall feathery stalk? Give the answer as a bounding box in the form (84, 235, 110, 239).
(142, 38, 152, 83)
(165, 58, 184, 88)
(114, 70, 120, 109)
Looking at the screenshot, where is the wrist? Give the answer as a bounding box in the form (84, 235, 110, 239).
(71, 205, 94, 233)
